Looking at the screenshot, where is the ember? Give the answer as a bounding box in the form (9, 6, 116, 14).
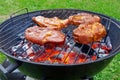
(10, 34, 112, 64)
(20, 47, 97, 64)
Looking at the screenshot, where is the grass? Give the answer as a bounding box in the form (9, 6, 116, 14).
(95, 54, 120, 80)
(0, 0, 120, 80)
(0, 0, 120, 22)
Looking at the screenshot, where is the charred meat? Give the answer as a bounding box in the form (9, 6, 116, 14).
(73, 22, 107, 44)
(25, 26, 65, 46)
(69, 13, 100, 26)
(32, 16, 69, 30)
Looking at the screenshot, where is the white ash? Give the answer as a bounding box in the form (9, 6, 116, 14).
(102, 36, 112, 49)
(56, 47, 62, 51)
(18, 56, 23, 59)
(56, 54, 64, 59)
(26, 47, 34, 55)
(44, 60, 51, 64)
(66, 47, 72, 53)
(11, 41, 23, 52)
(29, 56, 34, 60)
(94, 48, 106, 53)
(98, 54, 108, 58)
(67, 40, 75, 47)
(22, 44, 29, 51)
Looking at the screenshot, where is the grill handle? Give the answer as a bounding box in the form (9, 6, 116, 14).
(10, 8, 29, 25)
(10, 8, 29, 18)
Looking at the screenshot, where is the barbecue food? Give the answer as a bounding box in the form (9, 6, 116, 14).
(69, 13, 100, 26)
(25, 26, 65, 46)
(32, 16, 69, 30)
(73, 22, 107, 44)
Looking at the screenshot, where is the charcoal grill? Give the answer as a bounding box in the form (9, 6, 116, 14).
(0, 8, 120, 80)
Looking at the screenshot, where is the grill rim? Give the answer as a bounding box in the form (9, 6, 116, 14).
(0, 9, 120, 66)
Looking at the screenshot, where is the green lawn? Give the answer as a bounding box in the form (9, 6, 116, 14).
(0, 0, 120, 80)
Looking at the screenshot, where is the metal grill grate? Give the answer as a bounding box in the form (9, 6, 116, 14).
(8, 24, 112, 64)
(0, 9, 113, 65)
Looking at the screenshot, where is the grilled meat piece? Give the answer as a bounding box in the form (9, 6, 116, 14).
(25, 26, 65, 46)
(32, 16, 69, 30)
(73, 22, 107, 44)
(69, 13, 100, 26)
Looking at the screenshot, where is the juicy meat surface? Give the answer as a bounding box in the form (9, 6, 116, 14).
(69, 13, 100, 26)
(32, 16, 69, 30)
(25, 26, 65, 46)
(73, 22, 107, 44)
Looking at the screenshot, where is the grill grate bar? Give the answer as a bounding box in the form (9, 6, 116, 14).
(32, 44, 42, 53)
(41, 12, 54, 17)
(73, 44, 84, 64)
(101, 16, 111, 45)
(31, 46, 45, 62)
(50, 23, 76, 63)
(0, 20, 33, 39)
(0, 15, 31, 33)
(5, 40, 22, 52)
(62, 43, 75, 63)
(23, 44, 44, 61)
(40, 47, 56, 63)
(84, 43, 93, 61)
(4, 33, 25, 51)
(51, 37, 73, 64)
(0, 22, 33, 49)
(58, 10, 71, 19)
(106, 18, 111, 34)
(100, 16, 111, 32)
(13, 44, 31, 58)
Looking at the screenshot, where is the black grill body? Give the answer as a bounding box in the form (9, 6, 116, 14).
(0, 9, 120, 80)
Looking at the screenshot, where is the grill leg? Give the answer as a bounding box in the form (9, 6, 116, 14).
(2, 59, 11, 68)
